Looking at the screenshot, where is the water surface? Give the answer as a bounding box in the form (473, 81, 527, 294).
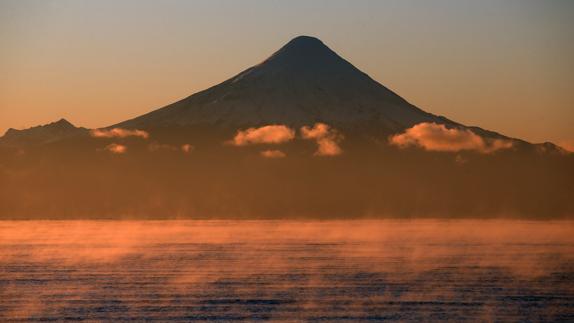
(1, 220, 573, 321)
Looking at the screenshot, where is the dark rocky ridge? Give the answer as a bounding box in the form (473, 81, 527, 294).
(1, 118, 87, 146)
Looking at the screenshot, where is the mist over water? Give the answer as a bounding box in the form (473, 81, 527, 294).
(1, 220, 573, 321)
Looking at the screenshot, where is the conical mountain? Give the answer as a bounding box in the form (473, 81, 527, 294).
(114, 36, 454, 134)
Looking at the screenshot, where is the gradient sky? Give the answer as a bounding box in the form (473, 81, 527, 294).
(1, 0, 573, 145)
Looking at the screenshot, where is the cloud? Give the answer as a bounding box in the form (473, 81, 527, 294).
(260, 149, 286, 158)
(300, 123, 343, 156)
(389, 122, 513, 153)
(91, 128, 149, 139)
(104, 143, 127, 154)
(230, 125, 295, 146)
(181, 144, 194, 153)
(148, 142, 195, 154)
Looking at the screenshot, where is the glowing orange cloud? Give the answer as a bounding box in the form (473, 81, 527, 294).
(389, 122, 513, 153)
(300, 123, 343, 156)
(91, 128, 149, 139)
(104, 143, 127, 154)
(181, 144, 194, 153)
(230, 125, 295, 146)
(260, 149, 286, 158)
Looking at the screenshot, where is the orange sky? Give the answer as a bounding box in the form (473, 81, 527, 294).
(1, 0, 573, 145)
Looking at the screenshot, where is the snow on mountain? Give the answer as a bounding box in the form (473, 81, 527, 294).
(114, 36, 457, 134)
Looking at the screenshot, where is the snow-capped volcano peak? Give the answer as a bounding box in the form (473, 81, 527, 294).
(113, 36, 453, 133)
(262, 36, 341, 67)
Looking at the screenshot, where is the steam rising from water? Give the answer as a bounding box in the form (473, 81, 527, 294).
(0, 220, 572, 321)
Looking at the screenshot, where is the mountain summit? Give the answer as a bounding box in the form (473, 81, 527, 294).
(260, 36, 357, 71)
(114, 36, 454, 134)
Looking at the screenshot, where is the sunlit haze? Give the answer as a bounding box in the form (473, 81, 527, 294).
(1, 3, 574, 320)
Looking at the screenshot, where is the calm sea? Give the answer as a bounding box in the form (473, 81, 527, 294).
(1, 220, 573, 321)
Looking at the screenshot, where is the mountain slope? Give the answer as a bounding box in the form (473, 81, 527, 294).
(114, 36, 462, 135)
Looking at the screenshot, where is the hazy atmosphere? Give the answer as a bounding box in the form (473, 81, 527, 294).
(2, 1, 574, 321)
(1, 0, 573, 147)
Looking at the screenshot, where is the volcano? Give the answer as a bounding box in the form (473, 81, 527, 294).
(1, 36, 572, 219)
(2, 36, 522, 144)
(114, 36, 497, 138)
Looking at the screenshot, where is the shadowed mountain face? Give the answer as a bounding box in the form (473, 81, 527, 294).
(115, 36, 456, 135)
(0, 36, 572, 219)
(0, 119, 87, 146)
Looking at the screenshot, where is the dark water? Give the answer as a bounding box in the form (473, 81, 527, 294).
(1, 220, 573, 321)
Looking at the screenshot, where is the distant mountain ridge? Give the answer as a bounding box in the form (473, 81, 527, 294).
(0, 118, 87, 146)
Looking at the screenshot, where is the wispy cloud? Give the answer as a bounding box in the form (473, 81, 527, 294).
(260, 149, 286, 158)
(300, 123, 343, 156)
(389, 122, 513, 153)
(181, 144, 194, 153)
(104, 143, 127, 154)
(91, 128, 149, 139)
(229, 125, 295, 146)
(149, 142, 195, 153)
